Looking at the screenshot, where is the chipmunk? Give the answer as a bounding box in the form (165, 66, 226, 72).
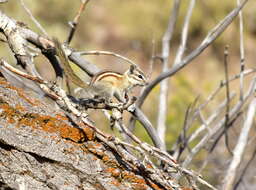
(54, 39, 148, 104)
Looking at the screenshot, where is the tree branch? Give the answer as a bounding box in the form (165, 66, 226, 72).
(222, 98, 256, 190)
(156, 0, 181, 150)
(136, 0, 249, 107)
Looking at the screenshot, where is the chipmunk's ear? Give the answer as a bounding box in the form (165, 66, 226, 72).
(129, 65, 136, 73)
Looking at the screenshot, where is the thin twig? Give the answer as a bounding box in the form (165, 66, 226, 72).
(167, 69, 255, 149)
(184, 69, 256, 143)
(234, 145, 256, 190)
(173, 104, 192, 160)
(223, 98, 256, 190)
(172, 96, 199, 160)
(77, 50, 137, 66)
(174, 0, 196, 65)
(0, 58, 61, 100)
(19, 0, 48, 36)
(113, 117, 217, 190)
(66, 0, 90, 44)
(223, 45, 233, 155)
(193, 69, 256, 120)
(237, 0, 245, 100)
(182, 78, 256, 168)
(0, 59, 45, 84)
(148, 39, 156, 79)
(208, 111, 242, 153)
(186, 70, 256, 144)
(188, 93, 236, 144)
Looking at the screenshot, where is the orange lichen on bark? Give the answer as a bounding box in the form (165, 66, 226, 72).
(55, 114, 69, 121)
(10, 86, 39, 106)
(181, 188, 193, 190)
(0, 101, 95, 143)
(19, 113, 86, 142)
(131, 183, 148, 190)
(0, 79, 96, 144)
(147, 181, 166, 190)
(102, 155, 110, 162)
(122, 171, 145, 184)
(93, 183, 105, 190)
(122, 171, 148, 189)
(78, 122, 95, 141)
(109, 179, 121, 187)
(0, 80, 40, 106)
(121, 170, 165, 190)
(105, 167, 121, 178)
(146, 163, 153, 169)
(122, 171, 165, 190)
(87, 142, 105, 157)
(0, 104, 18, 124)
(15, 104, 25, 112)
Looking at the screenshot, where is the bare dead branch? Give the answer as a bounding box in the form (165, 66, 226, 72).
(182, 77, 256, 168)
(19, 0, 48, 36)
(66, 0, 90, 44)
(223, 45, 233, 155)
(0, 59, 45, 84)
(77, 50, 137, 66)
(237, 0, 245, 100)
(177, 69, 255, 146)
(111, 112, 217, 190)
(148, 39, 156, 79)
(127, 105, 165, 150)
(222, 98, 256, 190)
(137, 0, 249, 107)
(0, 0, 7, 3)
(188, 92, 236, 145)
(157, 0, 181, 151)
(234, 146, 256, 190)
(0, 11, 41, 77)
(127, 39, 157, 143)
(208, 111, 242, 153)
(185, 68, 256, 151)
(174, 0, 196, 65)
(172, 96, 199, 160)
(15, 25, 100, 76)
(183, 69, 255, 146)
(195, 69, 255, 117)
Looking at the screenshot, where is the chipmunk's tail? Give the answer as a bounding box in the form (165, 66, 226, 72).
(53, 38, 88, 89)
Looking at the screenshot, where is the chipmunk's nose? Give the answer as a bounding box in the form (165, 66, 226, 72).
(144, 81, 149, 85)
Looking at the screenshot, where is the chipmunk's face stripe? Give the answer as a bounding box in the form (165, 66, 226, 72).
(131, 69, 147, 82)
(127, 67, 148, 86)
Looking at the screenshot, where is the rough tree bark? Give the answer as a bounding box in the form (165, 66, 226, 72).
(0, 79, 169, 190)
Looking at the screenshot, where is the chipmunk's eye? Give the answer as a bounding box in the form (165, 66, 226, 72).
(138, 75, 143, 79)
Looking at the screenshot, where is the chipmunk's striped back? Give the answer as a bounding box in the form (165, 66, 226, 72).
(90, 70, 123, 86)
